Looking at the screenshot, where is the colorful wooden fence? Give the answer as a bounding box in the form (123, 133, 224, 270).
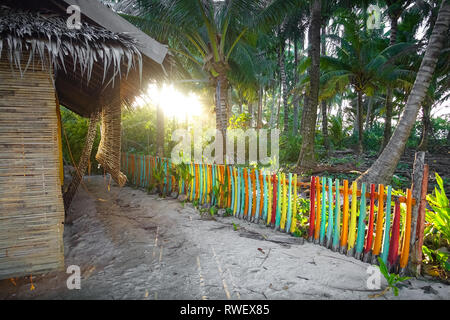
(120, 153, 422, 272)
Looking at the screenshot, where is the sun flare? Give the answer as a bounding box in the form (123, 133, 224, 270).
(134, 83, 203, 121)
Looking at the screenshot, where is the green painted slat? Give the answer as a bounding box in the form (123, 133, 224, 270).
(332, 179, 341, 251)
(381, 186, 392, 264)
(286, 173, 293, 233)
(326, 177, 334, 248)
(355, 183, 367, 259)
(275, 173, 282, 229)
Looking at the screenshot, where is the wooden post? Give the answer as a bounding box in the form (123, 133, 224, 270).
(408, 151, 428, 276)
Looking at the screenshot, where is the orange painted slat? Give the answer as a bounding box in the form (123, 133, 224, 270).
(372, 184, 385, 256)
(400, 188, 413, 269)
(314, 177, 321, 240)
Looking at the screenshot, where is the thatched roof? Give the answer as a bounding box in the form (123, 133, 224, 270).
(0, 6, 142, 83)
(0, 0, 171, 117)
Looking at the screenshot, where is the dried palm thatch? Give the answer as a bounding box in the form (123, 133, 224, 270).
(0, 6, 142, 85)
(96, 86, 127, 187)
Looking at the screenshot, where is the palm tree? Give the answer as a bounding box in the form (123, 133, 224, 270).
(357, 0, 450, 185)
(319, 13, 415, 154)
(120, 0, 296, 158)
(296, 0, 321, 170)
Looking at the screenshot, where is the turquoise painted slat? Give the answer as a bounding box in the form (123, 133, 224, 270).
(332, 179, 341, 250)
(275, 173, 282, 229)
(355, 183, 367, 259)
(381, 186, 392, 264)
(286, 173, 293, 232)
(263, 171, 268, 221)
(319, 177, 327, 244)
(326, 178, 334, 248)
(255, 170, 261, 223)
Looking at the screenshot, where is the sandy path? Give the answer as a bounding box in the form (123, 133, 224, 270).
(0, 176, 448, 300)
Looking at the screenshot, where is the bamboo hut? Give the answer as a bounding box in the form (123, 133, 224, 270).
(0, 0, 169, 279)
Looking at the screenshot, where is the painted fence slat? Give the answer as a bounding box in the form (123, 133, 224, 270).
(355, 183, 367, 260)
(326, 178, 334, 248)
(275, 173, 282, 230)
(286, 173, 293, 233)
(332, 179, 340, 251)
(267, 174, 273, 226)
(281, 173, 288, 231)
(400, 188, 413, 270)
(341, 180, 349, 252)
(290, 174, 298, 234)
(388, 199, 401, 269)
(372, 184, 385, 258)
(364, 183, 376, 260)
(308, 176, 316, 240)
(319, 177, 327, 245)
(381, 186, 392, 264)
(314, 176, 321, 242)
(271, 174, 277, 226)
(347, 181, 358, 255)
(255, 170, 261, 223)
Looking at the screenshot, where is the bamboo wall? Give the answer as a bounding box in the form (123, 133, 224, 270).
(0, 57, 65, 279)
(122, 153, 422, 271)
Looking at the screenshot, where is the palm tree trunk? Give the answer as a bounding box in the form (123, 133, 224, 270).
(215, 77, 229, 159)
(292, 37, 300, 135)
(279, 42, 289, 133)
(418, 102, 431, 151)
(257, 86, 263, 129)
(381, 88, 393, 152)
(297, 0, 321, 169)
(269, 84, 276, 127)
(356, 90, 364, 154)
(365, 96, 374, 131)
(380, 14, 399, 152)
(321, 25, 330, 153)
(357, 0, 450, 185)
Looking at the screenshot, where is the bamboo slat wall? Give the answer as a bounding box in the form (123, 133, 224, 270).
(0, 57, 65, 279)
(122, 153, 421, 270)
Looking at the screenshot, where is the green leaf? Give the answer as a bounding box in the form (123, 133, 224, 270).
(377, 257, 389, 279)
(393, 287, 399, 296)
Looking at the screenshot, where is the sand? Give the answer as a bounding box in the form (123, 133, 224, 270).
(0, 175, 448, 300)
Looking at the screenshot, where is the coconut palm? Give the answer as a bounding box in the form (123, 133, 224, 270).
(357, 0, 450, 185)
(318, 12, 416, 154)
(119, 0, 297, 158)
